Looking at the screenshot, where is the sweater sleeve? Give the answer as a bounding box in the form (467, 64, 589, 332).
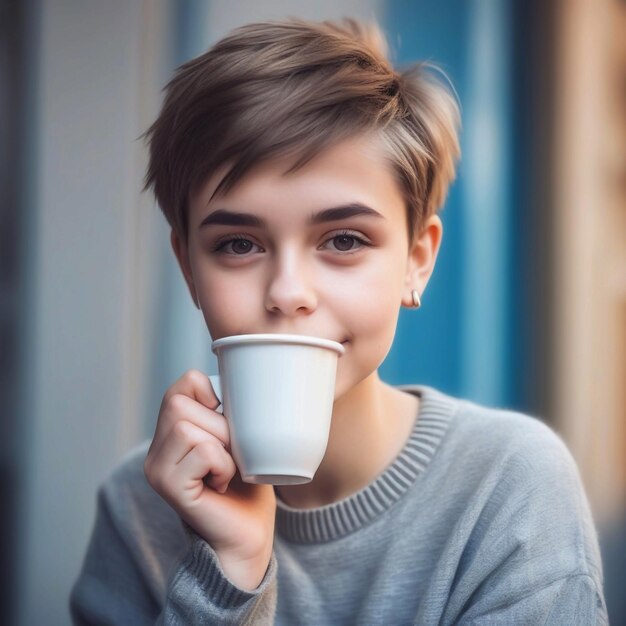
(437, 413, 608, 626)
(157, 524, 278, 626)
(455, 573, 607, 625)
(70, 451, 278, 625)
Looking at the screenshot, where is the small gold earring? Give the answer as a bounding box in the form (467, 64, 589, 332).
(411, 289, 421, 309)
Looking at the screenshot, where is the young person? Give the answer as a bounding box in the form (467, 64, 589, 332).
(70, 17, 608, 625)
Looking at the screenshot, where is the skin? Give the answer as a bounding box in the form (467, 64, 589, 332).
(146, 131, 443, 590)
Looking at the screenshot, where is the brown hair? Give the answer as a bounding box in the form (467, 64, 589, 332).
(142, 17, 461, 245)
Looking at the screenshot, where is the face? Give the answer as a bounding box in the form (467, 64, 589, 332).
(173, 133, 442, 400)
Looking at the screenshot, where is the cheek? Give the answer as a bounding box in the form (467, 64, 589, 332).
(334, 257, 404, 336)
(196, 272, 254, 338)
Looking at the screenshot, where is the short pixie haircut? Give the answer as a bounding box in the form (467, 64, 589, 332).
(143, 17, 461, 245)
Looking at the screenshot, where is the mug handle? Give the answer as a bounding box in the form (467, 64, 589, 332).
(207, 374, 224, 414)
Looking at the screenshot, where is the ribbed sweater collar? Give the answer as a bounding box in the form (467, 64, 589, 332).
(274, 384, 457, 544)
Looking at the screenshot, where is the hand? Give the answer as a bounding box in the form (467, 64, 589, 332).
(144, 369, 276, 590)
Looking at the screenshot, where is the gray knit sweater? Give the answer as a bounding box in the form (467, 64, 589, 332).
(70, 384, 608, 625)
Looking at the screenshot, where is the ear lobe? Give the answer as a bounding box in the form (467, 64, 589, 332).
(403, 215, 443, 305)
(170, 230, 201, 310)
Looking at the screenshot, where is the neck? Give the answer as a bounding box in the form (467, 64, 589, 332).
(275, 371, 419, 509)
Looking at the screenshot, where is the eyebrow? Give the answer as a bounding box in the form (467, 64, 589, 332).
(198, 202, 385, 230)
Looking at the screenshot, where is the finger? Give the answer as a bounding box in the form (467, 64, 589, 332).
(163, 369, 221, 412)
(149, 368, 224, 456)
(148, 418, 217, 479)
(149, 392, 230, 461)
(173, 431, 237, 495)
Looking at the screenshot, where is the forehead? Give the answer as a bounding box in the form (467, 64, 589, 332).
(188, 133, 405, 226)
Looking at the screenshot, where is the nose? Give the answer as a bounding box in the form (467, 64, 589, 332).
(264, 248, 317, 316)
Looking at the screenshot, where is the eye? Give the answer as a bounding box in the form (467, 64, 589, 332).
(211, 235, 261, 256)
(321, 230, 372, 254)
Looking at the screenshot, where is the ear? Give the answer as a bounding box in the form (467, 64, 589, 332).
(401, 215, 443, 308)
(170, 230, 201, 310)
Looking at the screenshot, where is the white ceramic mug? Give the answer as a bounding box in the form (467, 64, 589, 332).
(208, 333, 345, 485)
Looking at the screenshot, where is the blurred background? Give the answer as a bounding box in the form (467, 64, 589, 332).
(1, 0, 625, 624)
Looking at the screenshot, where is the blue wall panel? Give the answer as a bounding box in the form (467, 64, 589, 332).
(379, 0, 471, 397)
(380, 0, 515, 409)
